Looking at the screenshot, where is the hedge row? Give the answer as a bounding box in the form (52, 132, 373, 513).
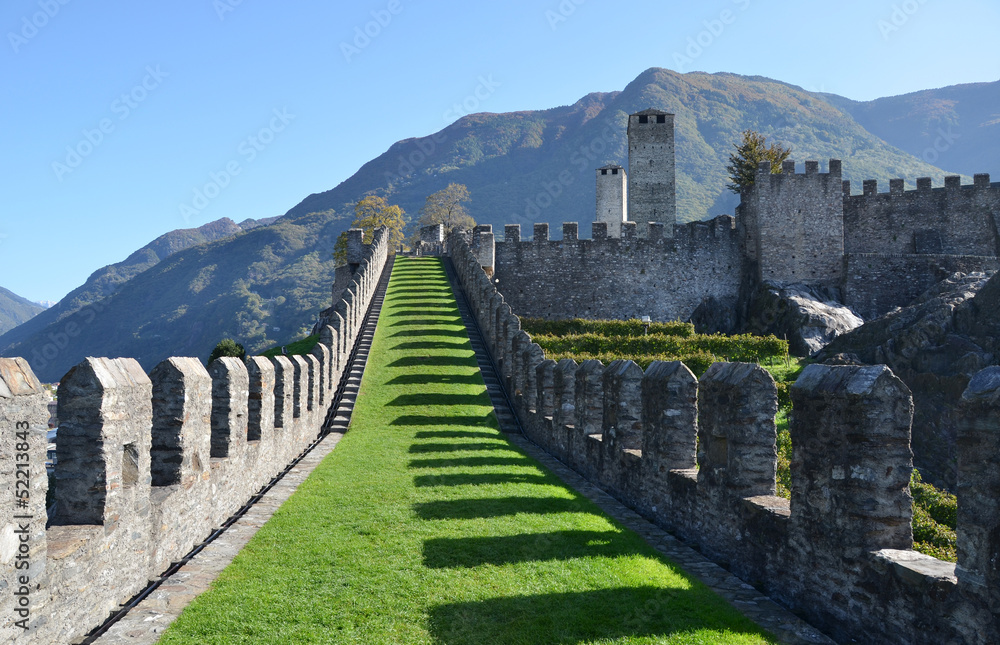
(533, 332, 788, 366)
(521, 317, 695, 338)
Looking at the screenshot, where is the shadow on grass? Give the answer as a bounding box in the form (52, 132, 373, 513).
(389, 295, 454, 302)
(389, 341, 471, 352)
(409, 456, 533, 469)
(428, 586, 766, 645)
(386, 372, 481, 386)
(387, 356, 474, 368)
(389, 303, 458, 311)
(413, 472, 551, 488)
(414, 496, 591, 520)
(414, 430, 499, 439)
(388, 393, 487, 407)
(408, 442, 509, 454)
(392, 414, 497, 428)
(390, 310, 459, 319)
(389, 288, 453, 295)
(422, 530, 629, 568)
(390, 318, 458, 327)
(388, 328, 468, 339)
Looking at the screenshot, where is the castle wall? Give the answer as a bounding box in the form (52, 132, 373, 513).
(841, 175, 1000, 317)
(0, 228, 391, 644)
(843, 175, 999, 256)
(742, 159, 844, 289)
(451, 232, 1000, 644)
(493, 217, 741, 323)
(844, 253, 1000, 320)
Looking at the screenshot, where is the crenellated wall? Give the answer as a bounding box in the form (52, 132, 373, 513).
(492, 216, 741, 322)
(0, 228, 390, 644)
(450, 231, 1000, 645)
(842, 174, 1000, 318)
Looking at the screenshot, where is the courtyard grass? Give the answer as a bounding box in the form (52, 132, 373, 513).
(158, 257, 776, 645)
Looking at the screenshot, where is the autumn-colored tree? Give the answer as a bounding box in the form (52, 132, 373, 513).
(725, 130, 792, 194)
(417, 183, 474, 236)
(333, 195, 407, 265)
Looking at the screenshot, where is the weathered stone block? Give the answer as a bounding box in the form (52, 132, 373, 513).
(209, 357, 249, 459)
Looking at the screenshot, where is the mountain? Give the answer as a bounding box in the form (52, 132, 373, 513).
(4, 68, 991, 381)
(0, 217, 277, 378)
(821, 79, 1000, 178)
(286, 68, 960, 229)
(0, 287, 45, 335)
(0, 212, 344, 382)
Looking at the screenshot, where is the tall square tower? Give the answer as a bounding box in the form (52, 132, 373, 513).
(628, 109, 676, 237)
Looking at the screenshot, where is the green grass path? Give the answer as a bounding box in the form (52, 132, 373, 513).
(159, 257, 775, 644)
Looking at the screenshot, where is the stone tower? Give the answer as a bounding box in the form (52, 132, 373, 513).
(595, 164, 627, 237)
(741, 159, 844, 288)
(628, 109, 675, 237)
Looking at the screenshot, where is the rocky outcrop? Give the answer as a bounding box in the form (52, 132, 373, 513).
(744, 281, 864, 356)
(818, 271, 999, 488)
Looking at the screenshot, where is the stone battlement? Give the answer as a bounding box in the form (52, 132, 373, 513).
(450, 231, 1000, 645)
(0, 228, 390, 644)
(489, 217, 742, 324)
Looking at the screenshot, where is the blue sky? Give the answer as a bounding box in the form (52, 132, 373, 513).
(2, 0, 998, 303)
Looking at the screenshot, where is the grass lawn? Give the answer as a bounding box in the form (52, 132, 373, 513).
(158, 257, 776, 644)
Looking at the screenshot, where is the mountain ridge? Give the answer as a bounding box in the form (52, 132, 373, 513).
(0, 287, 45, 336)
(5, 68, 998, 382)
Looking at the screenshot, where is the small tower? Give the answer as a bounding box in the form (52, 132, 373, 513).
(595, 164, 627, 238)
(628, 109, 676, 237)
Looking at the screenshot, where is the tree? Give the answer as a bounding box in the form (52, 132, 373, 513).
(417, 183, 474, 236)
(725, 130, 792, 194)
(333, 195, 407, 265)
(208, 338, 245, 365)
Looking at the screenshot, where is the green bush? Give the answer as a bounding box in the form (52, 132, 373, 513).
(911, 469, 957, 528)
(208, 338, 246, 365)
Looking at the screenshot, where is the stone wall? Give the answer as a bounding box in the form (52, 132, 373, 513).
(493, 216, 741, 323)
(0, 228, 390, 644)
(844, 252, 1000, 320)
(741, 159, 845, 290)
(842, 175, 1000, 317)
(451, 232, 1000, 645)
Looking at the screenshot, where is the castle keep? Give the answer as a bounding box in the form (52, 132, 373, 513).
(483, 110, 1000, 329)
